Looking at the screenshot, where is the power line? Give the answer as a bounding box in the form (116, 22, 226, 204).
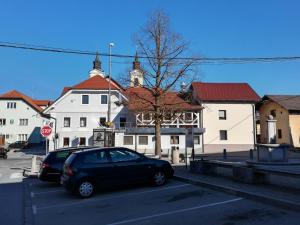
(1, 41, 300, 64)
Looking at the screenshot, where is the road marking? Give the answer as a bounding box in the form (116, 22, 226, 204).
(32, 205, 37, 215)
(37, 183, 191, 211)
(105, 198, 243, 225)
(9, 172, 23, 179)
(32, 189, 65, 196)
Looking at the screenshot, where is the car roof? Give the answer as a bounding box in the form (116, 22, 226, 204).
(50, 146, 98, 153)
(72, 147, 134, 154)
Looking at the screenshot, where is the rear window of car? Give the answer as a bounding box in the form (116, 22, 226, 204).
(55, 151, 70, 159)
(65, 153, 77, 166)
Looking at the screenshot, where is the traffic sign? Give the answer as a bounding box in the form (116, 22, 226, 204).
(41, 125, 52, 137)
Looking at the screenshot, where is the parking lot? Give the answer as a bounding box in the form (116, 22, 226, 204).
(25, 178, 300, 225)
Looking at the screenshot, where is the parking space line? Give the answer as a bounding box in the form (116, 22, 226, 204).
(32, 205, 37, 215)
(36, 183, 191, 211)
(105, 198, 243, 225)
(32, 189, 65, 196)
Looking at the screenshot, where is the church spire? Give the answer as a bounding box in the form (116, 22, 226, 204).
(93, 53, 101, 70)
(132, 51, 141, 70)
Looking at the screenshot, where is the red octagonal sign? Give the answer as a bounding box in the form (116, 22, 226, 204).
(41, 125, 52, 137)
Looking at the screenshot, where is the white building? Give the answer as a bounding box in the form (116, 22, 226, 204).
(0, 90, 50, 145)
(44, 55, 128, 151)
(190, 82, 260, 153)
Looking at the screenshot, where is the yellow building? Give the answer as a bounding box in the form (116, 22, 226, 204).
(258, 95, 300, 148)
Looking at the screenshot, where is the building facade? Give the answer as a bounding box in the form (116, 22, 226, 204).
(190, 82, 260, 153)
(258, 95, 300, 148)
(0, 90, 50, 145)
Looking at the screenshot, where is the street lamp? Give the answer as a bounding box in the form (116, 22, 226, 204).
(108, 43, 114, 123)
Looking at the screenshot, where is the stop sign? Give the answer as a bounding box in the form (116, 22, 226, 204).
(41, 125, 52, 137)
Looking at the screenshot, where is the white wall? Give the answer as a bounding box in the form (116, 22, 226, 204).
(202, 103, 255, 153)
(0, 99, 48, 144)
(47, 90, 127, 150)
(115, 132, 186, 155)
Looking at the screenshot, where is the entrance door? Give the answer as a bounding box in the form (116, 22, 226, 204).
(0, 135, 5, 146)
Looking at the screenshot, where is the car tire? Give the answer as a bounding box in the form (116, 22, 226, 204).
(77, 180, 94, 198)
(153, 171, 166, 186)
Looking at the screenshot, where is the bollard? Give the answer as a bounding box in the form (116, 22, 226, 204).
(249, 149, 254, 160)
(223, 149, 227, 159)
(31, 155, 38, 173)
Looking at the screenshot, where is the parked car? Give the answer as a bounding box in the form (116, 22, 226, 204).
(0, 148, 8, 159)
(38, 146, 98, 182)
(8, 141, 29, 149)
(61, 147, 174, 198)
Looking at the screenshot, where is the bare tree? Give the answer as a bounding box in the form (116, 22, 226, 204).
(133, 10, 199, 157)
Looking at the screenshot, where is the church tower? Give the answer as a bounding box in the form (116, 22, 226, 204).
(130, 52, 143, 87)
(89, 53, 105, 78)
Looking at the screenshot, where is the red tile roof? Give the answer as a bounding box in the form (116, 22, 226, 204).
(126, 87, 202, 112)
(33, 100, 52, 107)
(61, 75, 124, 96)
(0, 90, 44, 112)
(191, 82, 260, 102)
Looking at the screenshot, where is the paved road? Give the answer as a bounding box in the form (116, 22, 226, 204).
(0, 152, 32, 225)
(27, 179, 300, 225)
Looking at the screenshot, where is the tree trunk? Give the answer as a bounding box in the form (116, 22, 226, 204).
(155, 119, 161, 157)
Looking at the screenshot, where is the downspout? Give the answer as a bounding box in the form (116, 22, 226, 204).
(201, 108, 205, 154)
(252, 104, 257, 150)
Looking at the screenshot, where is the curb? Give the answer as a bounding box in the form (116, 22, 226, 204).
(173, 175, 300, 212)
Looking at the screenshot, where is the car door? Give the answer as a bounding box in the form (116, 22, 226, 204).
(80, 150, 114, 186)
(108, 148, 152, 184)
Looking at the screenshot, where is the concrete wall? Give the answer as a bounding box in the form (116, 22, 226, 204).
(0, 99, 48, 144)
(259, 101, 291, 145)
(289, 114, 300, 148)
(202, 103, 255, 153)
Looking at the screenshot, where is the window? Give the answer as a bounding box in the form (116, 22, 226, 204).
(120, 117, 126, 128)
(80, 117, 87, 127)
(64, 117, 71, 127)
(170, 136, 179, 144)
(220, 130, 228, 140)
(194, 135, 200, 145)
(109, 149, 141, 162)
(99, 117, 106, 126)
(278, 129, 282, 139)
(270, 109, 276, 118)
(164, 112, 172, 121)
(63, 137, 70, 147)
(134, 78, 139, 86)
(79, 137, 86, 146)
(7, 102, 16, 109)
(18, 134, 28, 141)
(5, 134, 9, 139)
(82, 95, 89, 104)
(219, 110, 226, 120)
(83, 151, 109, 164)
(19, 119, 28, 126)
(0, 119, 6, 126)
(101, 95, 108, 104)
(123, 136, 133, 145)
(139, 136, 148, 145)
(10, 119, 14, 125)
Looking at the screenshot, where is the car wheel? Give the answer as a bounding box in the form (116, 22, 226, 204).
(78, 180, 94, 198)
(153, 171, 166, 186)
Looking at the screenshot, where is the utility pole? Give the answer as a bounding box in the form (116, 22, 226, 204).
(107, 43, 114, 123)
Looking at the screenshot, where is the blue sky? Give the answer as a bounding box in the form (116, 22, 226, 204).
(0, 0, 300, 100)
